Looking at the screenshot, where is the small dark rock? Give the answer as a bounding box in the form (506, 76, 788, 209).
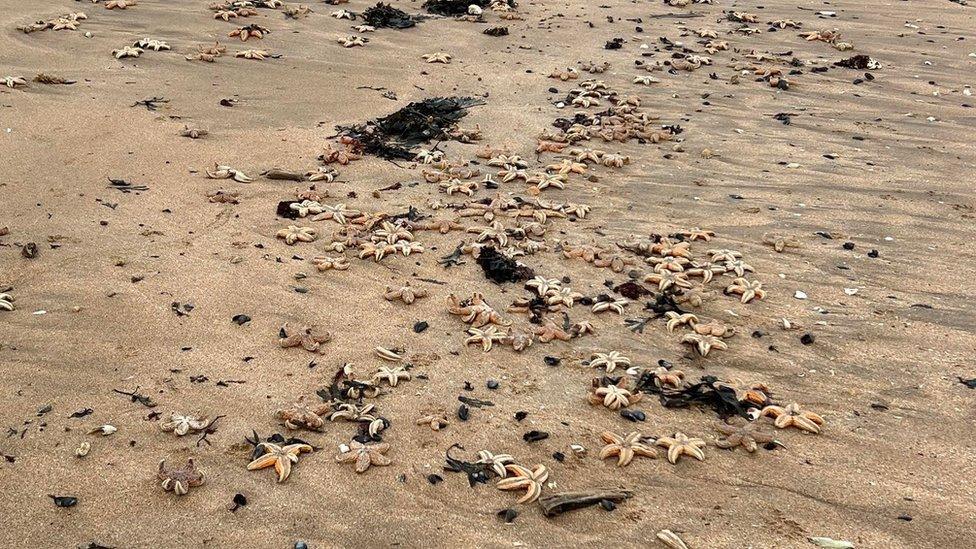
(544, 356, 561, 367)
(552, 451, 565, 462)
(49, 495, 78, 508)
(427, 474, 444, 485)
(800, 333, 816, 345)
(514, 411, 528, 422)
(599, 499, 617, 511)
(457, 404, 469, 421)
(843, 241, 855, 250)
(486, 379, 500, 390)
(21, 242, 39, 259)
(868, 249, 880, 258)
(620, 409, 646, 422)
(231, 314, 251, 326)
(413, 321, 429, 333)
(497, 508, 518, 523)
(523, 430, 549, 443)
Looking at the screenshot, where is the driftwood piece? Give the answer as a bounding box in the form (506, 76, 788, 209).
(262, 169, 305, 181)
(537, 489, 634, 517)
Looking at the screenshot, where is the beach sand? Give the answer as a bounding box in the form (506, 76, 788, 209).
(1, 0, 975, 547)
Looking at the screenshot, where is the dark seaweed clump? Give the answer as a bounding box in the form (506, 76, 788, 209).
(634, 374, 755, 419)
(337, 96, 483, 159)
(362, 2, 416, 29)
(476, 246, 535, 284)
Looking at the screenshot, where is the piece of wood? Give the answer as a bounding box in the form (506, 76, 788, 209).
(537, 489, 634, 517)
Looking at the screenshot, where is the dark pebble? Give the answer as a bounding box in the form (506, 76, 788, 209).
(231, 314, 251, 326)
(295, 543, 308, 549)
(427, 474, 443, 485)
(897, 514, 913, 521)
(552, 451, 565, 462)
(800, 333, 816, 345)
(49, 495, 78, 508)
(457, 404, 469, 421)
(600, 499, 617, 512)
(413, 321, 429, 333)
(868, 249, 880, 258)
(544, 356, 561, 366)
(843, 241, 855, 250)
(514, 411, 528, 422)
(486, 379, 500, 390)
(620, 409, 646, 422)
(523, 430, 549, 442)
(498, 508, 518, 523)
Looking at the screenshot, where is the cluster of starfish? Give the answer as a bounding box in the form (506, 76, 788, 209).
(18, 12, 88, 33)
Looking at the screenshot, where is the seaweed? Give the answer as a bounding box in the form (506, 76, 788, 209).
(475, 246, 534, 283)
(443, 443, 492, 486)
(362, 2, 416, 29)
(337, 96, 484, 159)
(635, 374, 752, 419)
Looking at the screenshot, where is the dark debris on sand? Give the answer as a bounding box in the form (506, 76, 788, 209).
(337, 96, 484, 159)
(362, 2, 417, 29)
(476, 246, 535, 283)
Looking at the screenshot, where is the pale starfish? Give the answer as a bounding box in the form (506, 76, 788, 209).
(497, 165, 528, 183)
(526, 172, 566, 192)
(599, 431, 658, 466)
(416, 413, 449, 431)
(289, 200, 324, 217)
(714, 418, 775, 452)
(589, 351, 631, 374)
(160, 414, 210, 436)
(725, 278, 766, 303)
(570, 321, 595, 337)
(652, 238, 692, 258)
(448, 293, 510, 327)
(467, 221, 509, 246)
(762, 233, 800, 253)
(601, 153, 630, 168)
(679, 228, 714, 241)
(276, 225, 318, 245)
(708, 248, 742, 262)
(588, 384, 641, 410)
(275, 398, 330, 430)
(331, 9, 355, 19)
(338, 35, 367, 47)
(546, 287, 583, 308)
(685, 261, 725, 283)
(374, 366, 411, 387)
(312, 255, 349, 272)
(49, 19, 80, 31)
(717, 379, 771, 406)
(247, 442, 314, 482)
(681, 333, 728, 357)
(336, 441, 392, 473)
(652, 367, 685, 389)
(422, 52, 452, 64)
(496, 464, 548, 504)
(656, 432, 706, 464)
(760, 403, 825, 434)
(235, 49, 270, 60)
(477, 450, 515, 477)
(0, 293, 15, 311)
(487, 155, 528, 168)
(664, 312, 698, 333)
(206, 164, 253, 182)
(105, 0, 137, 9)
(503, 330, 535, 351)
(465, 326, 508, 352)
(692, 320, 734, 338)
(440, 178, 478, 196)
(329, 403, 377, 423)
(592, 297, 629, 314)
(229, 24, 269, 41)
(647, 255, 690, 273)
(180, 126, 208, 139)
(112, 46, 143, 59)
(2, 76, 28, 88)
(525, 276, 561, 296)
(306, 166, 339, 182)
(593, 254, 636, 273)
(384, 285, 428, 304)
(311, 203, 360, 224)
(278, 323, 332, 353)
(214, 9, 238, 20)
(353, 24, 375, 32)
(158, 459, 204, 495)
(724, 259, 755, 277)
(645, 271, 693, 291)
(674, 287, 716, 308)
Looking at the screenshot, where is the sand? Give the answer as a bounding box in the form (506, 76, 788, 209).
(1, 0, 975, 548)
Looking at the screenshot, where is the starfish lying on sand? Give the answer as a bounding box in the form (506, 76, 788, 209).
(680, 333, 728, 357)
(338, 35, 368, 48)
(760, 403, 825, 434)
(588, 351, 631, 374)
(336, 441, 391, 473)
(465, 326, 508, 352)
(477, 450, 515, 477)
(112, 46, 143, 59)
(599, 431, 658, 467)
(106, 0, 137, 9)
(416, 413, 449, 431)
(312, 255, 349, 272)
(276, 225, 318, 245)
(160, 414, 210, 436)
(235, 49, 270, 60)
(248, 442, 314, 482)
(496, 464, 548, 503)
(275, 398, 330, 430)
(656, 432, 706, 464)
(278, 323, 332, 353)
(384, 285, 428, 304)
(664, 312, 698, 333)
(588, 384, 642, 410)
(0, 293, 14, 311)
(374, 366, 411, 387)
(2, 76, 28, 88)
(422, 52, 452, 64)
(229, 24, 269, 41)
(158, 459, 204, 495)
(207, 164, 253, 182)
(714, 418, 775, 452)
(725, 278, 766, 303)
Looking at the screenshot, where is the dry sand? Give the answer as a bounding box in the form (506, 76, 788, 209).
(1, 0, 975, 548)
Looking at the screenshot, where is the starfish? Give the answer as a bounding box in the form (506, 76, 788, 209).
(685, 261, 725, 283)
(448, 293, 510, 327)
(760, 403, 825, 434)
(536, 140, 568, 154)
(602, 153, 630, 168)
(496, 464, 548, 504)
(534, 322, 572, 343)
(214, 9, 238, 20)
(503, 330, 535, 351)
(180, 126, 208, 139)
(717, 379, 771, 406)
(374, 366, 411, 387)
(338, 35, 368, 48)
(593, 254, 636, 273)
(546, 287, 583, 308)
(714, 418, 775, 452)
(549, 68, 579, 81)
(422, 52, 452, 64)
(707, 248, 742, 262)
(394, 241, 424, 256)
(247, 442, 314, 482)
(229, 24, 269, 41)
(588, 384, 641, 410)
(525, 276, 561, 296)
(158, 459, 204, 495)
(651, 238, 692, 258)
(319, 145, 362, 165)
(589, 351, 631, 374)
(416, 413, 449, 431)
(311, 203, 360, 224)
(0, 293, 15, 311)
(647, 255, 690, 273)
(725, 278, 766, 303)
(160, 414, 210, 436)
(206, 164, 253, 182)
(724, 259, 755, 277)
(467, 221, 509, 246)
(311, 255, 349, 272)
(289, 200, 324, 218)
(599, 431, 658, 466)
(382, 285, 427, 304)
(276, 225, 318, 245)
(336, 441, 392, 473)
(692, 320, 734, 338)
(652, 367, 685, 389)
(134, 38, 170, 51)
(762, 233, 800, 253)
(488, 155, 528, 169)
(477, 450, 515, 477)
(679, 228, 714, 241)
(592, 297, 629, 314)
(674, 287, 716, 308)
(664, 312, 698, 333)
(332, 9, 355, 19)
(353, 24, 375, 32)
(329, 403, 377, 422)
(112, 46, 143, 59)
(657, 432, 706, 464)
(645, 271, 693, 292)
(633, 75, 656, 86)
(105, 0, 137, 9)
(562, 243, 603, 263)
(497, 165, 528, 183)
(570, 321, 595, 337)
(465, 326, 508, 352)
(235, 49, 270, 60)
(545, 159, 586, 175)
(440, 178, 478, 196)
(2, 76, 28, 88)
(681, 333, 728, 357)
(275, 398, 330, 430)
(306, 166, 339, 182)
(526, 172, 566, 192)
(278, 323, 332, 353)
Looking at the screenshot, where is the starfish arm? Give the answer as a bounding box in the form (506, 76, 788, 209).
(275, 456, 292, 482)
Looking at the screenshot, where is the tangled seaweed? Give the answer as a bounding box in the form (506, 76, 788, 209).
(362, 2, 416, 29)
(337, 96, 484, 159)
(634, 374, 756, 419)
(476, 246, 535, 283)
